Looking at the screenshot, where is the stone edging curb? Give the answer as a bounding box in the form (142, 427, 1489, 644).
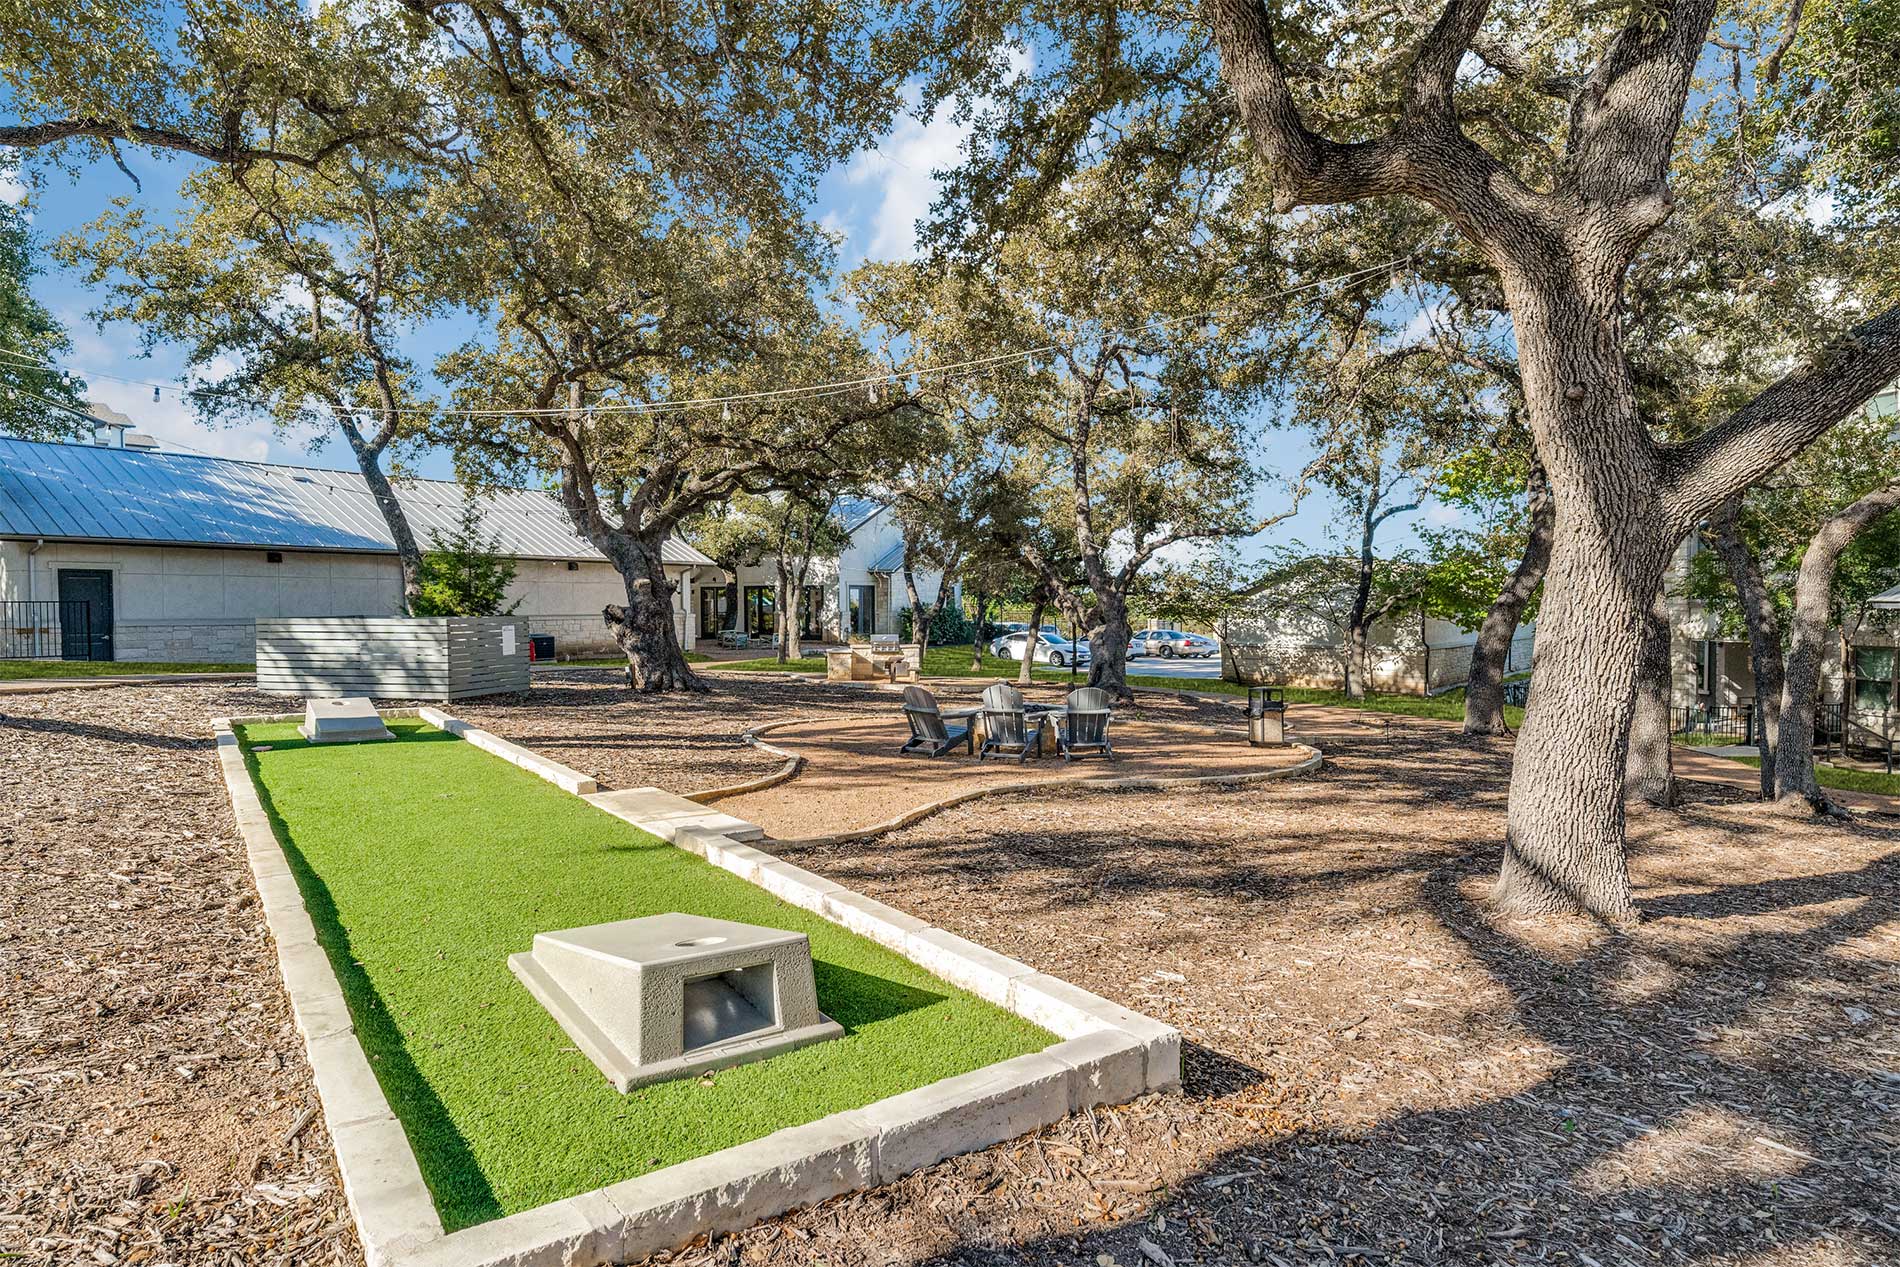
(210, 714, 444, 1267)
(682, 723, 811, 805)
(214, 708, 1183, 1267)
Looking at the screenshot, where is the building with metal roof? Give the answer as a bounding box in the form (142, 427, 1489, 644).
(685, 493, 958, 644)
(0, 435, 712, 663)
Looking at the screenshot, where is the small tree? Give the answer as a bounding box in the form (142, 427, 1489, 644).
(768, 491, 851, 662)
(1247, 550, 1428, 694)
(412, 495, 520, 617)
(67, 150, 441, 611)
(690, 497, 776, 634)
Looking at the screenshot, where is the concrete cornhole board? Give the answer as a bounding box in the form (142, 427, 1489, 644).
(298, 696, 395, 744)
(510, 912, 843, 1091)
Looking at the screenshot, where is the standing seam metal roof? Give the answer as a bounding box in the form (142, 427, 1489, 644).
(0, 436, 713, 566)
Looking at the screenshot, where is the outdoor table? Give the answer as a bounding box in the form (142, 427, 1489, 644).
(959, 701, 1059, 756)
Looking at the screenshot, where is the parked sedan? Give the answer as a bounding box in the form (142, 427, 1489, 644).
(1129, 629, 1219, 658)
(990, 630, 1091, 667)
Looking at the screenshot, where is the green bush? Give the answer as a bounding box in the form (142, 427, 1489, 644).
(899, 603, 973, 645)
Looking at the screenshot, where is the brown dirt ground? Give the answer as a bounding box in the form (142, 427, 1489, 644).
(4, 674, 1896, 1267)
(449, 670, 1243, 797)
(711, 712, 1310, 842)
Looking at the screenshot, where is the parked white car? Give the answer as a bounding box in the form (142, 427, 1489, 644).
(990, 629, 1091, 667)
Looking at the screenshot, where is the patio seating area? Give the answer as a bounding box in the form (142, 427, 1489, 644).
(711, 682, 1312, 842)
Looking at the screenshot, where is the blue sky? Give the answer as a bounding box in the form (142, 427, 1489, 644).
(4, 95, 1451, 560)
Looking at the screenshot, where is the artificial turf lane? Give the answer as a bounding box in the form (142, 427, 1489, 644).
(236, 719, 1051, 1229)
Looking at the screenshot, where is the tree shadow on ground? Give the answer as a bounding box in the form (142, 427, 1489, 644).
(737, 708, 1900, 1267)
(890, 844, 1899, 1267)
(241, 745, 502, 1230)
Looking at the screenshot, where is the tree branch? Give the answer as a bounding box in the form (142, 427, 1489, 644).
(1661, 302, 1900, 525)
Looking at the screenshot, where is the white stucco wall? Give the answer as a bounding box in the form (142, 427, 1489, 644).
(692, 505, 951, 643)
(0, 540, 695, 662)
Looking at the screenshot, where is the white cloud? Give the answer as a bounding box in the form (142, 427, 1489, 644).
(0, 167, 26, 206)
(844, 93, 973, 262)
(67, 329, 287, 462)
(842, 51, 1033, 263)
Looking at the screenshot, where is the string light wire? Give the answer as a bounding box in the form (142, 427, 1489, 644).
(0, 240, 1437, 425)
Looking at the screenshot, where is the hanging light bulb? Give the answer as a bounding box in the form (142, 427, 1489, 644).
(152, 385, 161, 403)
(869, 379, 880, 404)
(722, 403, 731, 424)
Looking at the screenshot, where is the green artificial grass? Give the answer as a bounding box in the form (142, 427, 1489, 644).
(237, 720, 1050, 1230)
(0, 659, 253, 679)
(1719, 753, 1900, 797)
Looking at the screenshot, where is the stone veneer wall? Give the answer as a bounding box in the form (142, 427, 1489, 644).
(115, 620, 258, 663)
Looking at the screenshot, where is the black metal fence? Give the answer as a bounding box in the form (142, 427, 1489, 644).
(1, 600, 93, 660)
(1675, 700, 1885, 762)
(1675, 702, 1758, 744)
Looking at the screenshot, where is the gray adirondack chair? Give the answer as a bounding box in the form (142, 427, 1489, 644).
(900, 685, 972, 757)
(978, 682, 1042, 762)
(1057, 687, 1116, 760)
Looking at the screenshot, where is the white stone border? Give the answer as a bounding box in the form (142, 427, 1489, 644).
(215, 707, 1187, 1267)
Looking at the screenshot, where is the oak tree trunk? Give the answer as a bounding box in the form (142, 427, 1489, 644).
(901, 547, 930, 660)
(1708, 502, 1782, 797)
(1773, 481, 1900, 812)
(1625, 590, 1677, 808)
(1493, 283, 1674, 924)
(1017, 597, 1046, 686)
(1465, 474, 1553, 734)
(1087, 589, 1133, 700)
(970, 588, 988, 672)
(338, 418, 424, 616)
(602, 535, 706, 693)
(776, 557, 801, 663)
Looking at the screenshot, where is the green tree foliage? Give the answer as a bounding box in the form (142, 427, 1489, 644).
(63, 147, 443, 610)
(1418, 443, 1545, 629)
(1685, 410, 1900, 635)
(413, 496, 521, 617)
(849, 153, 1304, 697)
(0, 203, 87, 440)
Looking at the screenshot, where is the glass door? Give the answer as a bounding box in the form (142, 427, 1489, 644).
(744, 586, 777, 637)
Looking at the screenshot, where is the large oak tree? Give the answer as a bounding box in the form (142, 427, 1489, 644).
(926, 0, 1900, 920)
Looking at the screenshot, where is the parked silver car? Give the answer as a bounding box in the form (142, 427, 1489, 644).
(990, 629, 1091, 667)
(1129, 629, 1218, 658)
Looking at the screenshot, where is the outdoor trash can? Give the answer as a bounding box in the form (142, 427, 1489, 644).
(529, 634, 556, 662)
(1248, 686, 1287, 747)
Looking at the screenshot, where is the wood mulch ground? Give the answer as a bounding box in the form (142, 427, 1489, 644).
(4, 675, 1896, 1267)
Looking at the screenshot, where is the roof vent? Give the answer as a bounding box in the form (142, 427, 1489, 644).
(123, 432, 159, 451)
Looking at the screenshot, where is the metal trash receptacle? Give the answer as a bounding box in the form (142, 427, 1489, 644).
(1248, 686, 1286, 746)
(529, 634, 556, 662)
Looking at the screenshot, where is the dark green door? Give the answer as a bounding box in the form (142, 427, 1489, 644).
(57, 570, 113, 662)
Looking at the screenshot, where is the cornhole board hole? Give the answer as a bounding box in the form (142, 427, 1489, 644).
(298, 696, 394, 744)
(510, 913, 843, 1091)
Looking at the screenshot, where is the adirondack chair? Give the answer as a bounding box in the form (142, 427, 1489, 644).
(899, 685, 972, 757)
(978, 682, 1043, 762)
(1057, 687, 1116, 760)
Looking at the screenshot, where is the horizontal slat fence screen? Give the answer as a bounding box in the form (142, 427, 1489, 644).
(255, 617, 530, 699)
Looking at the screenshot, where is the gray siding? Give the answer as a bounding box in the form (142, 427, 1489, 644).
(256, 617, 530, 700)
